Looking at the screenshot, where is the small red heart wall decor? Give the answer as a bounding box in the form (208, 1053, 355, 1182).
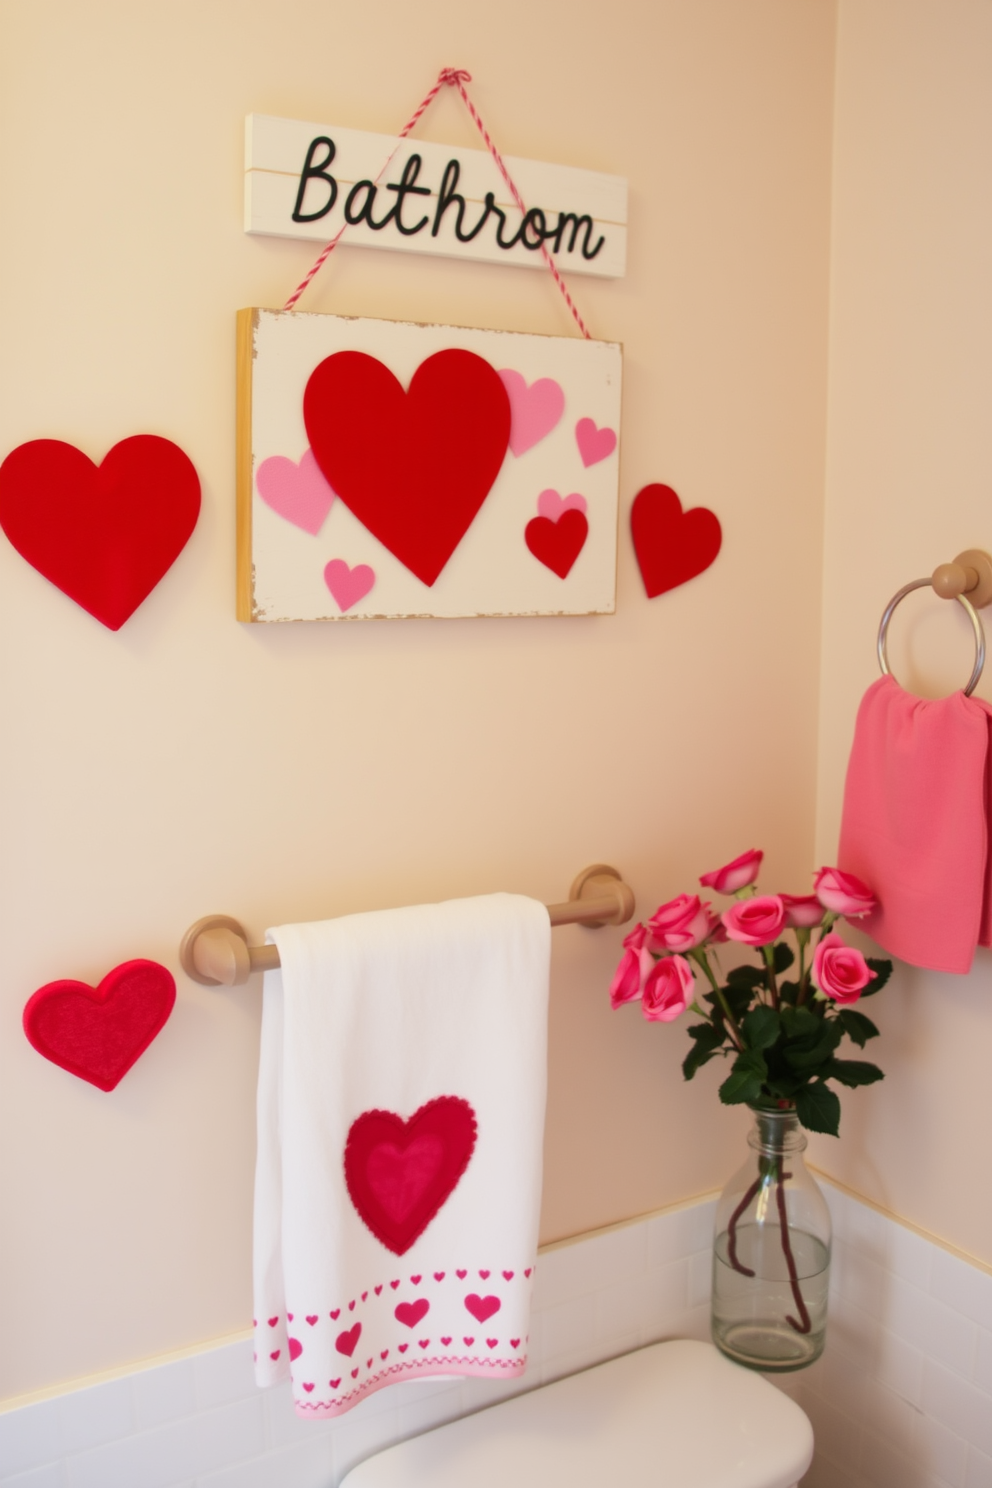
(303, 349, 510, 588)
(0, 435, 201, 630)
(630, 482, 722, 598)
(344, 1096, 477, 1255)
(23, 960, 176, 1092)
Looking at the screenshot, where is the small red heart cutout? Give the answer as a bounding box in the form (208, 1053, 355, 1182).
(304, 350, 510, 588)
(335, 1323, 361, 1357)
(418, 1339, 430, 1349)
(511, 1339, 521, 1349)
(465, 1294, 501, 1323)
(486, 1339, 498, 1349)
(479, 1271, 490, 1280)
(630, 483, 722, 598)
(361, 1291, 368, 1301)
(303, 1382, 314, 1393)
(390, 1280, 400, 1290)
(348, 1301, 356, 1311)
(267, 1318, 279, 1328)
(22, 960, 176, 1091)
(464, 1336, 475, 1346)
(524, 509, 588, 578)
(0, 436, 200, 630)
(330, 1378, 341, 1389)
(381, 1349, 389, 1360)
(270, 1350, 280, 1361)
(524, 1268, 532, 1278)
(374, 1286, 383, 1296)
(306, 1315, 318, 1326)
(434, 1272, 445, 1281)
(395, 1299, 430, 1329)
(441, 1336, 452, 1345)
(410, 1275, 422, 1285)
(398, 1343, 409, 1353)
(351, 1367, 359, 1379)
(502, 1271, 514, 1281)
(456, 1269, 467, 1279)
(344, 1096, 477, 1255)
(330, 1309, 340, 1319)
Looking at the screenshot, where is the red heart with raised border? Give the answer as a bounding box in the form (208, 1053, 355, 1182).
(344, 1096, 477, 1255)
(630, 483, 721, 598)
(524, 510, 588, 578)
(0, 437, 200, 630)
(304, 350, 510, 587)
(22, 960, 176, 1091)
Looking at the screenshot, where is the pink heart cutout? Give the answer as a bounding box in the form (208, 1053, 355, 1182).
(486, 1338, 498, 1348)
(498, 370, 565, 457)
(575, 418, 617, 467)
(537, 489, 587, 522)
(256, 449, 336, 535)
(324, 559, 375, 613)
(441, 1336, 452, 1345)
(465, 1293, 501, 1323)
(335, 1323, 361, 1357)
(303, 1382, 314, 1392)
(395, 1298, 430, 1329)
(305, 1315, 318, 1326)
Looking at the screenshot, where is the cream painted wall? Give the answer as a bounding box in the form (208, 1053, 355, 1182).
(0, 0, 835, 1402)
(812, 0, 992, 1264)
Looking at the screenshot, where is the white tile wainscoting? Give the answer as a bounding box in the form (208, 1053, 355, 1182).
(2, 1181, 991, 1488)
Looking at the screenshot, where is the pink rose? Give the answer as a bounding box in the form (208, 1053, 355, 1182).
(814, 867, 877, 918)
(780, 894, 825, 929)
(609, 924, 650, 1008)
(699, 849, 764, 894)
(647, 894, 717, 952)
(721, 895, 786, 946)
(812, 933, 877, 1004)
(642, 955, 694, 1022)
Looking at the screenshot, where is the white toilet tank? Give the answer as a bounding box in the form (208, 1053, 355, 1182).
(341, 1338, 814, 1488)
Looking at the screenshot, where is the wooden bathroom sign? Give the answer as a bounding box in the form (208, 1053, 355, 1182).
(237, 308, 622, 622)
(244, 116, 628, 279)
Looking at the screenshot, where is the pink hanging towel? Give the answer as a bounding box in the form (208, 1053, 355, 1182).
(838, 674, 992, 974)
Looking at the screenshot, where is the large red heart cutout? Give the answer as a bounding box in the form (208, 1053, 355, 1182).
(630, 483, 722, 598)
(304, 350, 510, 587)
(23, 959, 177, 1091)
(0, 435, 200, 630)
(344, 1096, 477, 1255)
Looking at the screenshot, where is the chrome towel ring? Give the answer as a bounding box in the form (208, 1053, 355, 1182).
(877, 578, 986, 697)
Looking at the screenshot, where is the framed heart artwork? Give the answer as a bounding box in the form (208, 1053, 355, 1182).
(236, 309, 622, 620)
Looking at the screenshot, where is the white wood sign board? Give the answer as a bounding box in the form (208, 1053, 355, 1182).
(245, 115, 627, 279)
(237, 308, 622, 622)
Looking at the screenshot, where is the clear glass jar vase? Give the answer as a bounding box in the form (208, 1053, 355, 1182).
(711, 1106, 831, 1372)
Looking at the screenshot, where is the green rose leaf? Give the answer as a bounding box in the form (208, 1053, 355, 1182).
(823, 1058, 885, 1088)
(742, 1005, 781, 1051)
(837, 1009, 880, 1047)
(795, 1081, 841, 1136)
(859, 957, 893, 997)
(727, 965, 766, 990)
(780, 1006, 822, 1039)
(784, 1021, 843, 1069)
(772, 942, 795, 973)
(719, 1050, 768, 1106)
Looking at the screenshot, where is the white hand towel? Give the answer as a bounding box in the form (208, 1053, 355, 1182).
(252, 893, 551, 1419)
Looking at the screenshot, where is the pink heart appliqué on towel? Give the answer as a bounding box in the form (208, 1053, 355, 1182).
(323, 559, 375, 613)
(464, 1293, 501, 1323)
(256, 449, 336, 535)
(498, 370, 565, 456)
(537, 489, 587, 522)
(344, 1096, 478, 1255)
(575, 418, 617, 467)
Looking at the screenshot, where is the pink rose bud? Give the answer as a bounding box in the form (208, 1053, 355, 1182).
(812, 932, 877, 1004)
(608, 925, 649, 1008)
(699, 849, 764, 894)
(780, 894, 825, 929)
(721, 895, 787, 946)
(642, 955, 695, 1022)
(647, 893, 716, 952)
(813, 867, 877, 918)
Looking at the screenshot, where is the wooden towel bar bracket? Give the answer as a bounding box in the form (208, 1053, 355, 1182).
(179, 865, 636, 988)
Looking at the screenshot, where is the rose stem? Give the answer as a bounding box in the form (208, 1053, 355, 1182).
(726, 1175, 762, 1276)
(775, 1162, 812, 1334)
(691, 950, 745, 1052)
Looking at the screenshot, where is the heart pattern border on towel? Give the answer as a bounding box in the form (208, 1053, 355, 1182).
(344, 1096, 478, 1255)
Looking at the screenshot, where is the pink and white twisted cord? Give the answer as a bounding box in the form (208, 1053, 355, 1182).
(282, 67, 592, 338)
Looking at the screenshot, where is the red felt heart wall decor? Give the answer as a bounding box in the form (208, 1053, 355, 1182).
(630, 482, 722, 598)
(23, 960, 177, 1091)
(344, 1096, 477, 1255)
(524, 510, 588, 578)
(304, 350, 510, 587)
(0, 436, 200, 630)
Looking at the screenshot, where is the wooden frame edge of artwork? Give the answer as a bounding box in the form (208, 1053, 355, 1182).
(235, 308, 257, 622)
